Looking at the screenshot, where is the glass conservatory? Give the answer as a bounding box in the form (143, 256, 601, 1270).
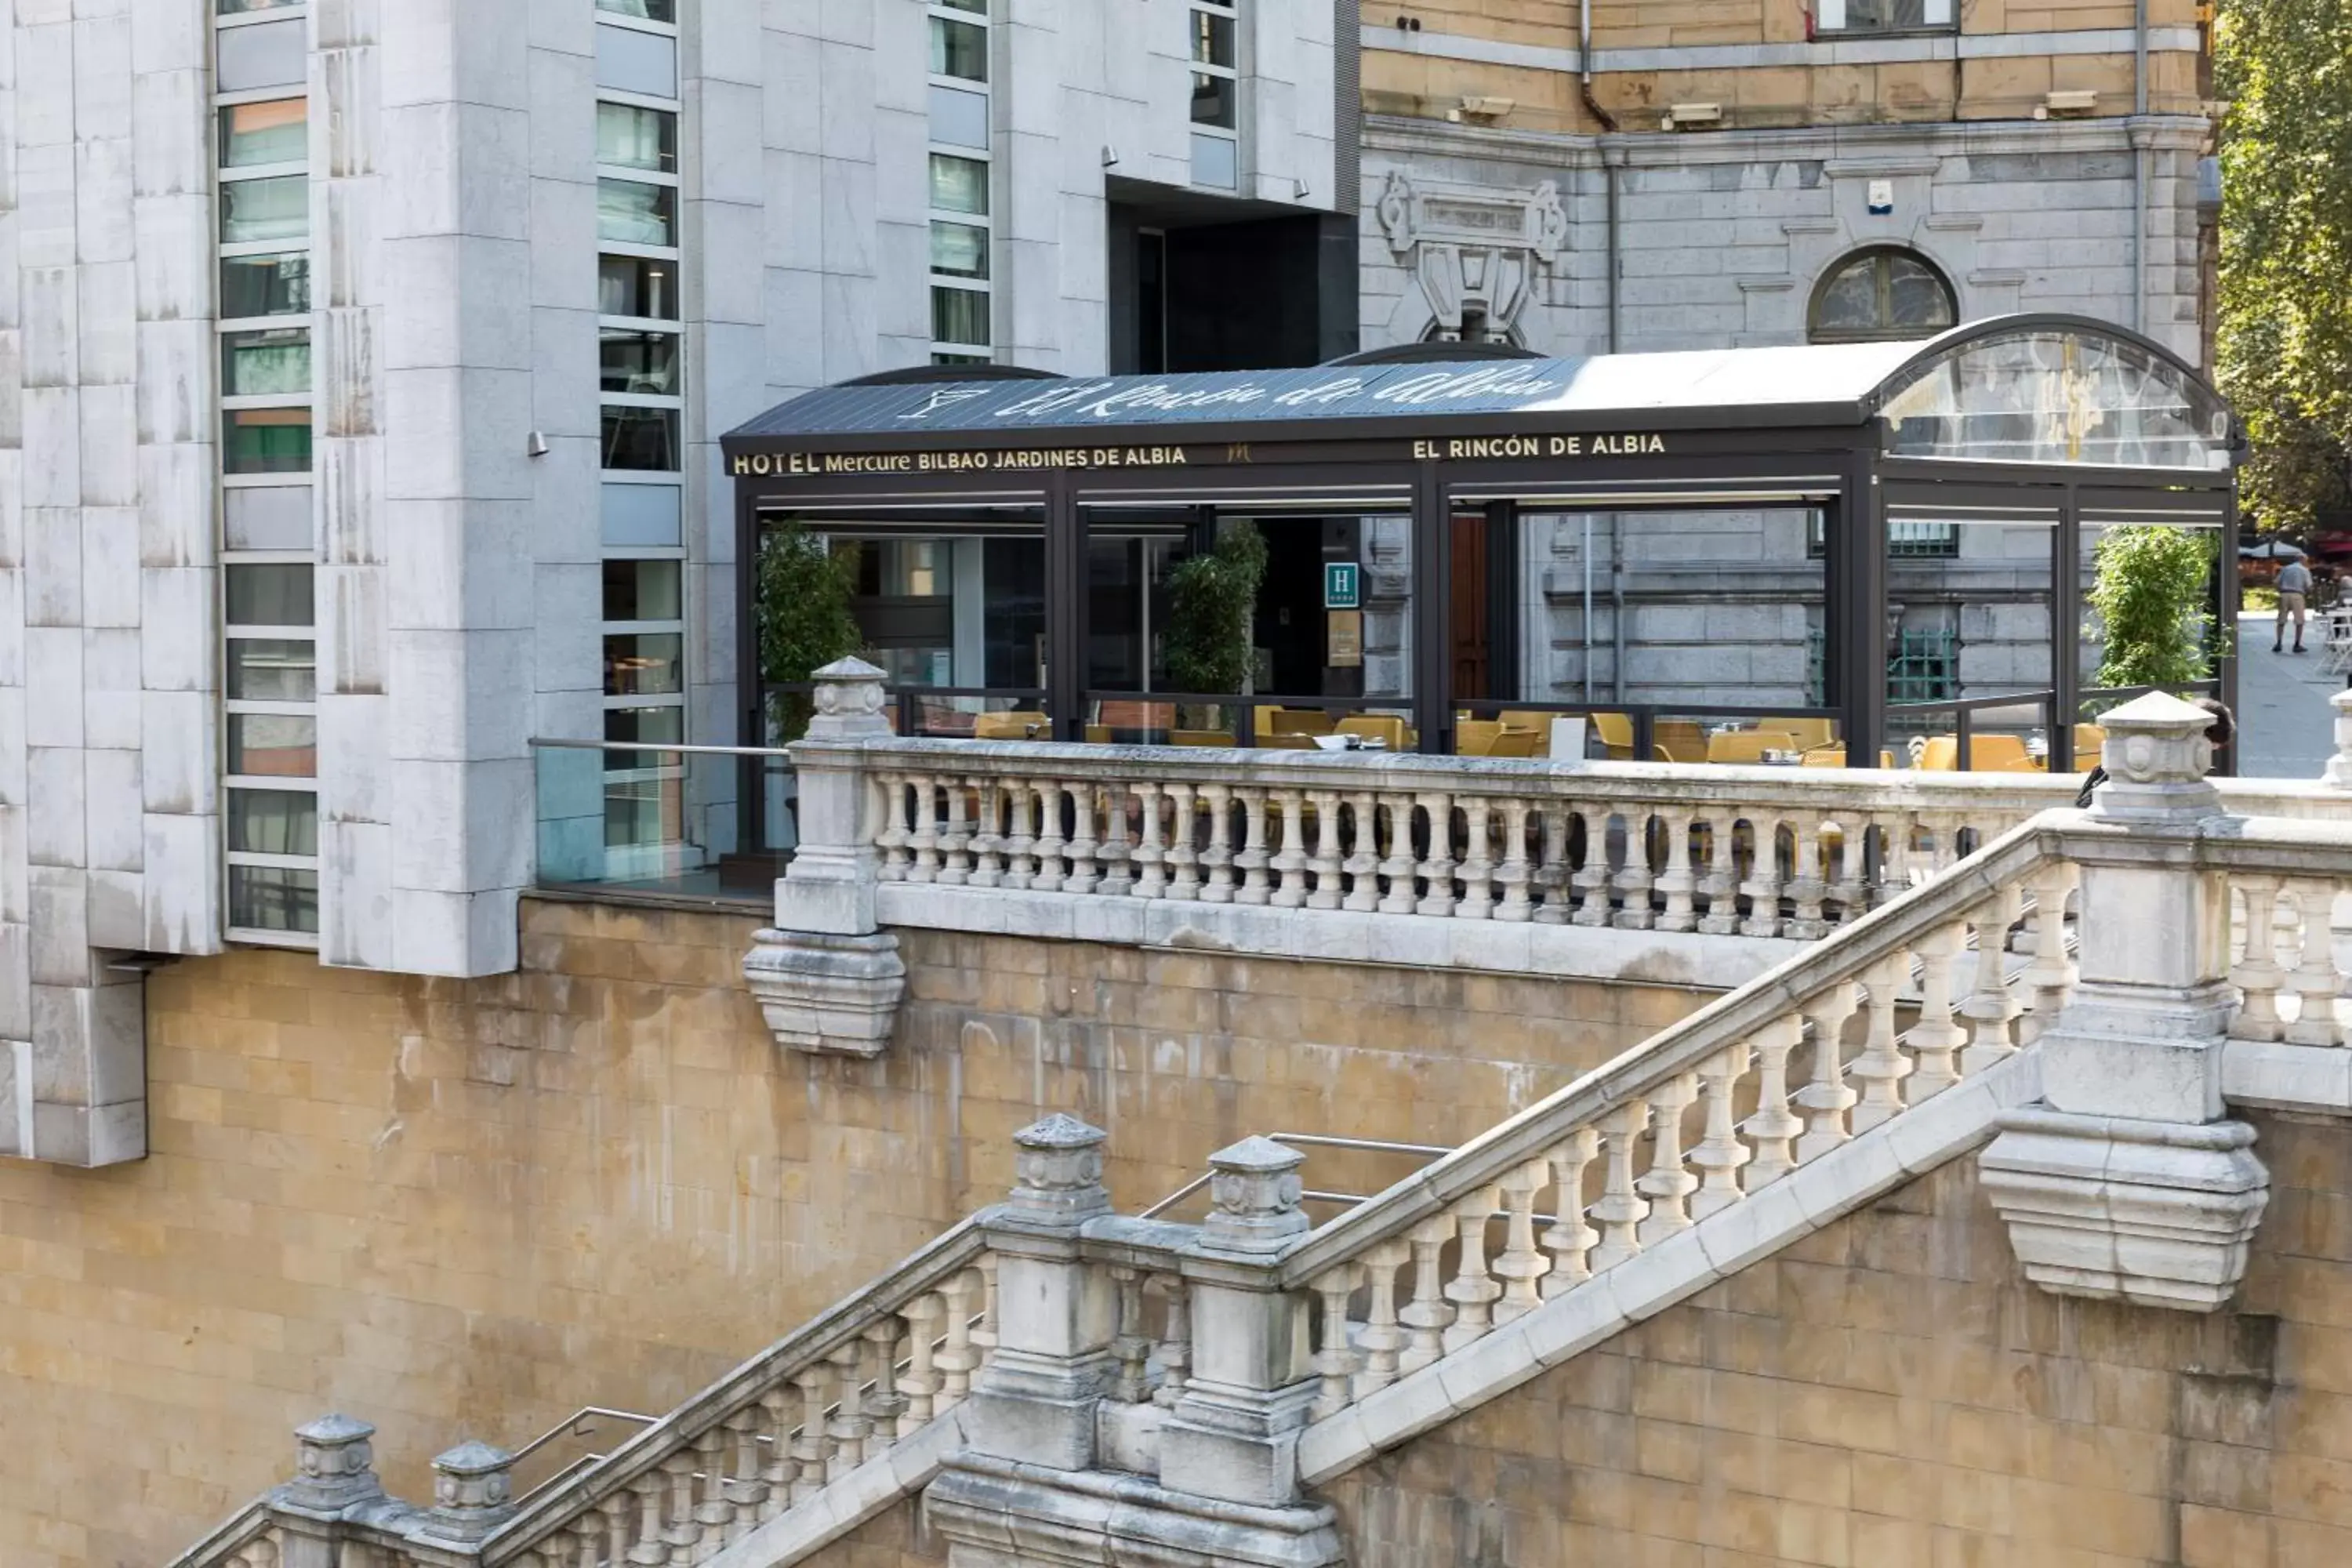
(723, 316, 2238, 782)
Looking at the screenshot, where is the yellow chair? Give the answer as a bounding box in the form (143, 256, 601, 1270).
(1457, 720, 1506, 757)
(1706, 730, 1788, 764)
(1173, 729, 1236, 747)
(1263, 707, 1335, 736)
(1801, 746, 1899, 768)
(1337, 714, 1409, 750)
(1917, 735, 1959, 771)
(2073, 724, 2107, 765)
(1258, 731, 1316, 750)
(1968, 734, 2040, 773)
(1589, 712, 1635, 759)
(1084, 724, 1112, 743)
(1654, 720, 1709, 764)
(972, 710, 1048, 740)
(1762, 717, 1836, 751)
(1489, 728, 1541, 758)
(1498, 710, 1560, 735)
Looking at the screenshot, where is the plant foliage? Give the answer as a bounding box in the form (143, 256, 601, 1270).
(757, 518, 865, 741)
(2088, 525, 2216, 689)
(2215, 0, 2352, 534)
(1163, 521, 1269, 695)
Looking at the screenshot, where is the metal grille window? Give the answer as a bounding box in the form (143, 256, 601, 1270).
(1189, 0, 1240, 189)
(218, 1, 318, 942)
(1886, 627, 1962, 703)
(928, 2, 993, 365)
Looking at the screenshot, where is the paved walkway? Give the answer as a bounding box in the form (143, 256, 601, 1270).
(2233, 610, 2340, 778)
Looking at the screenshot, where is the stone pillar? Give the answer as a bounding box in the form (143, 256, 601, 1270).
(960, 1114, 1116, 1471)
(2323, 688, 2352, 789)
(742, 657, 906, 1058)
(1156, 1137, 1318, 1508)
(415, 1440, 517, 1544)
(277, 1414, 386, 1515)
(1980, 692, 2268, 1309)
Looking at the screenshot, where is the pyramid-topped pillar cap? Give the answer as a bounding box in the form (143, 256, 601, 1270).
(805, 656, 891, 739)
(282, 1414, 384, 1512)
(2089, 691, 2223, 824)
(1006, 1114, 1110, 1225)
(1203, 1135, 1309, 1251)
(421, 1440, 517, 1542)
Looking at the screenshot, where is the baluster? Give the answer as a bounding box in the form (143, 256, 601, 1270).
(2019, 860, 2079, 1042)
(1738, 815, 1787, 937)
(1133, 782, 1168, 898)
(1610, 811, 1657, 931)
(1456, 796, 1497, 920)
(1441, 1185, 1504, 1353)
(601, 1493, 631, 1567)
(693, 1427, 735, 1548)
(1396, 1214, 1457, 1374)
(897, 1291, 946, 1437)
(1784, 816, 1829, 938)
(935, 1269, 981, 1412)
(757, 1386, 795, 1523)
(1958, 885, 2024, 1074)
(1689, 1045, 1752, 1220)
(662, 1454, 701, 1566)
(1377, 795, 1419, 914)
(1740, 1014, 1804, 1189)
(2285, 878, 2346, 1045)
(1415, 792, 1459, 916)
(1097, 784, 1134, 895)
(908, 778, 941, 883)
(1533, 806, 1573, 924)
(1635, 1072, 1700, 1243)
(1794, 982, 1860, 1162)
(1064, 781, 1099, 895)
(1268, 789, 1309, 909)
(968, 777, 1004, 887)
(1353, 1240, 1412, 1396)
(938, 780, 972, 885)
(2230, 875, 2287, 1042)
(1343, 790, 1384, 912)
(1030, 781, 1067, 891)
(877, 773, 911, 880)
(1152, 1274, 1191, 1407)
(626, 1480, 666, 1567)
(1109, 1268, 1152, 1403)
(973, 1251, 1001, 1362)
(1570, 804, 1613, 926)
(1198, 782, 1235, 902)
(1653, 809, 1697, 933)
(572, 1512, 611, 1568)
(1696, 813, 1742, 935)
(724, 1407, 768, 1540)
(1234, 787, 1272, 905)
(1849, 953, 1911, 1134)
(1167, 782, 1203, 900)
(1491, 1158, 1552, 1323)
(1825, 818, 1869, 928)
(1874, 815, 1915, 903)
(1539, 1127, 1602, 1296)
(1002, 779, 1038, 890)
(789, 1362, 832, 1504)
(1905, 923, 1969, 1100)
(1495, 799, 1534, 921)
(823, 1340, 869, 1482)
(864, 1319, 908, 1445)
(1306, 789, 1345, 910)
(1587, 1102, 1652, 1272)
(1308, 1264, 1362, 1421)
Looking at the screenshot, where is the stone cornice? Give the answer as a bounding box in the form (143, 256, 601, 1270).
(1361, 112, 2212, 169)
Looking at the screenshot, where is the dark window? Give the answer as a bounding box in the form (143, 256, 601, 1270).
(601, 405, 680, 471)
(1808, 248, 1956, 343)
(600, 255, 679, 319)
(222, 252, 310, 318)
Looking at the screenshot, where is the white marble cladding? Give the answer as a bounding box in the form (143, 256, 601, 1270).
(0, 0, 219, 1163)
(1359, 115, 2212, 365)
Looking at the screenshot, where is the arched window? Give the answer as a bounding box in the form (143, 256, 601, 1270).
(1808, 247, 1956, 343)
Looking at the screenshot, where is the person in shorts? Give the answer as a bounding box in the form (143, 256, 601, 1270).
(2276, 557, 2313, 652)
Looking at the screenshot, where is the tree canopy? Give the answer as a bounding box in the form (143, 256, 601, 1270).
(2215, 0, 2352, 535)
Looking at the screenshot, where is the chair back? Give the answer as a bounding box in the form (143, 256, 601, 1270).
(1916, 735, 1959, 771)
(1266, 707, 1336, 736)
(1488, 728, 1541, 757)
(1705, 730, 1784, 765)
(1258, 731, 1316, 750)
(1591, 711, 1635, 758)
(1762, 717, 1835, 750)
(971, 710, 1047, 740)
(1456, 720, 1504, 757)
(1968, 733, 2038, 773)
(1654, 719, 1708, 764)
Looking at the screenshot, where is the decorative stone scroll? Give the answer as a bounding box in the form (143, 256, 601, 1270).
(1375, 169, 1567, 343)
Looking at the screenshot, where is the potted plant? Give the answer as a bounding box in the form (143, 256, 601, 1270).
(757, 518, 866, 744)
(1162, 521, 1267, 731)
(2086, 524, 2218, 691)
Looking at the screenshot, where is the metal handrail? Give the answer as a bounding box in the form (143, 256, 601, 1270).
(508, 1406, 659, 1468)
(530, 738, 792, 759)
(1138, 1131, 1451, 1221)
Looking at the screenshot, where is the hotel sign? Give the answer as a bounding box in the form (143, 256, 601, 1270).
(733, 431, 1669, 477)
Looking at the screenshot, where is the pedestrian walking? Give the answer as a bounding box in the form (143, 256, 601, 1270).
(2276, 556, 2314, 652)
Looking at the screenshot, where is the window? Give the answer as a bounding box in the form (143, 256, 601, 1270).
(599, 255, 678, 320)
(597, 101, 676, 173)
(223, 407, 312, 474)
(597, 0, 675, 18)
(1807, 247, 1956, 344)
(223, 328, 310, 397)
(1188, 0, 1240, 188)
(221, 252, 310, 317)
(600, 328, 681, 395)
(220, 175, 308, 243)
(1813, 0, 1955, 31)
(597, 178, 676, 245)
(927, 11, 993, 363)
(601, 405, 679, 471)
(220, 98, 307, 167)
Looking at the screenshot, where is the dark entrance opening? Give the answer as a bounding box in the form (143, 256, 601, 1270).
(1106, 178, 1356, 374)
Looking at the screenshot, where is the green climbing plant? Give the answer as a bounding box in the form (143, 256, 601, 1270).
(1163, 522, 1269, 709)
(756, 518, 865, 742)
(2087, 525, 2217, 690)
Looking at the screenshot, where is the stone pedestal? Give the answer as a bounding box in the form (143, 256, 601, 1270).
(2325, 688, 2352, 789)
(742, 929, 906, 1058)
(926, 1456, 1345, 1568)
(414, 1440, 517, 1544)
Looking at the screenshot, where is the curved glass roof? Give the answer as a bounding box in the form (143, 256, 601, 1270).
(726, 314, 2234, 472)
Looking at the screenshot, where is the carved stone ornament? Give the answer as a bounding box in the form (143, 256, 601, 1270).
(742, 928, 906, 1058)
(1006, 1113, 1112, 1225)
(1376, 169, 1567, 342)
(805, 655, 891, 739)
(281, 1414, 385, 1513)
(1202, 1134, 1310, 1250)
(419, 1439, 517, 1542)
(2086, 691, 2223, 823)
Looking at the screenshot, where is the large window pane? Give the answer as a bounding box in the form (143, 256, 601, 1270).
(930, 16, 987, 80)
(223, 407, 313, 475)
(596, 0, 677, 19)
(217, 18, 306, 91)
(599, 253, 679, 319)
(225, 485, 312, 551)
(228, 788, 318, 856)
(223, 328, 310, 397)
(227, 638, 318, 702)
(596, 23, 678, 96)
(600, 328, 681, 394)
(601, 405, 680, 471)
(1190, 131, 1237, 190)
(602, 482, 682, 546)
(605, 632, 683, 695)
(1190, 72, 1236, 129)
(227, 563, 314, 627)
(596, 101, 676, 173)
(220, 175, 308, 243)
(930, 220, 989, 280)
(597, 178, 675, 245)
(1191, 10, 1236, 67)
(815, 531, 1045, 691)
(929, 154, 989, 216)
(221, 252, 310, 318)
(604, 558, 682, 622)
(228, 864, 319, 933)
(931, 285, 989, 348)
(928, 85, 989, 149)
(227, 713, 317, 777)
(220, 99, 307, 168)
